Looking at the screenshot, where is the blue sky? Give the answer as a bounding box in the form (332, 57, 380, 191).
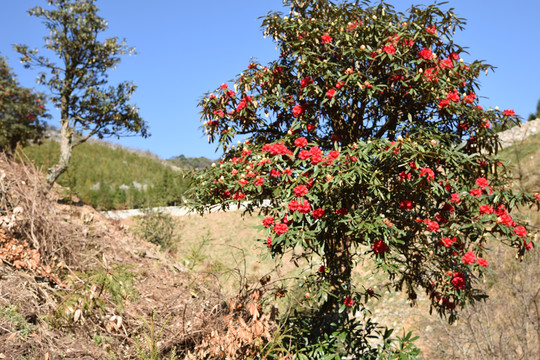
(1, 0, 539, 160)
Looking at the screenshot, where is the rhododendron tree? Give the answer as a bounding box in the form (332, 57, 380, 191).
(189, 0, 537, 357)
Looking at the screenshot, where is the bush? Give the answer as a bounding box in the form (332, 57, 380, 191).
(133, 209, 180, 252)
(189, 0, 538, 357)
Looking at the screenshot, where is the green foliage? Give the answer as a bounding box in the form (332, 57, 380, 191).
(0, 305, 34, 340)
(14, 0, 148, 186)
(0, 56, 48, 153)
(168, 154, 213, 170)
(23, 138, 190, 209)
(134, 310, 178, 360)
(53, 265, 137, 325)
(190, 0, 537, 357)
(528, 98, 540, 121)
(133, 209, 181, 252)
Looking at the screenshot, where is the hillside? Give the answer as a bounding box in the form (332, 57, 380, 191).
(22, 139, 192, 210)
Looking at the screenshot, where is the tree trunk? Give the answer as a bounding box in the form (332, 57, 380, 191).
(46, 119, 73, 190)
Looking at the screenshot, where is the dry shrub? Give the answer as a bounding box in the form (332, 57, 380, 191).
(419, 240, 540, 359)
(0, 152, 81, 281)
(179, 273, 289, 360)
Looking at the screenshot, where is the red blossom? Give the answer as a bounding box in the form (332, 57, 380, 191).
(312, 208, 325, 219)
(400, 200, 413, 210)
(292, 104, 305, 118)
(502, 109, 516, 116)
(273, 223, 289, 236)
(476, 257, 488, 267)
(475, 177, 489, 188)
(418, 48, 433, 60)
(372, 240, 388, 254)
(470, 188, 483, 197)
(321, 33, 333, 44)
(382, 44, 396, 54)
(326, 88, 336, 98)
(293, 184, 309, 197)
(419, 167, 435, 181)
(318, 265, 326, 273)
(336, 208, 349, 215)
(479, 205, 494, 215)
(438, 99, 450, 108)
(513, 226, 527, 238)
(440, 237, 457, 248)
(294, 137, 308, 148)
(462, 251, 476, 265)
(254, 177, 265, 186)
(497, 214, 515, 227)
(262, 216, 275, 228)
(451, 272, 466, 290)
(343, 296, 354, 307)
(300, 76, 313, 88)
(426, 220, 439, 232)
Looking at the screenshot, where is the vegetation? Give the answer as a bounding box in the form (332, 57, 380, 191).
(14, 0, 148, 187)
(0, 55, 48, 153)
(23, 139, 191, 209)
(528, 98, 540, 121)
(167, 154, 213, 170)
(190, 0, 537, 358)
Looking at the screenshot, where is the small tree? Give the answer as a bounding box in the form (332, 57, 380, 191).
(190, 0, 538, 357)
(0, 56, 48, 153)
(14, 0, 148, 188)
(528, 98, 540, 121)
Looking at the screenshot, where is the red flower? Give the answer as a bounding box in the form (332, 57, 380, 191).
(524, 240, 534, 250)
(502, 109, 515, 116)
(496, 214, 515, 227)
(298, 200, 311, 214)
(419, 167, 435, 181)
(294, 137, 308, 148)
(254, 177, 265, 186)
(440, 57, 453, 69)
(425, 25, 436, 34)
(232, 192, 246, 201)
(318, 265, 326, 273)
(300, 76, 313, 88)
(382, 44, 396, 54)
(329, 150, 340, 159)
(335, 80, 346, 89)
(266, 236, 272, 247)
(450, 193, 461, 203)
(273, 223, 289, 235)
(418, 48, 433, 60)
(262, 216, 275, 228)
(470, 188, 483, 197)
(335, 208, 349, 215)
(343, 296, 354, 307)
(220, 83, 228, 89)
(293, 185, 309, 197)
(326, 88, 336, 98)
(451, 272, 466, 290)
(440, 237, 457, 248)
(426, 220, 439, 232)
(476, 257, 488, 267)
(462, 251, 476, 265)
(475, 177, 489, 188)
(438, 99, 450, 108)
(288, 200, 300, 212)
(312, 208, 325, 219)
(321, 33, 333, 44)
(400, 200, 413, 210)
(479, 205, 494, 215)
(372, 240, 388, 254)
(292, 104, 305, 118)
(446, 90, 460, 102)
(513, 225, 527, 238)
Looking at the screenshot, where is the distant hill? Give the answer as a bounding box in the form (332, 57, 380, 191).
(22, 139, 192, 210)
(167, 154, 213, 170)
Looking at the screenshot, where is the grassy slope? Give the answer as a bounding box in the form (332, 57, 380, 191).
(22, 139, 190, 210)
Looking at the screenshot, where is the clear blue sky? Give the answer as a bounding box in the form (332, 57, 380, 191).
(1, 0, 539, 160)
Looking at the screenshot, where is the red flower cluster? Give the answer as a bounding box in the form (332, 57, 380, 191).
(372, 239, 388, 254)
(476, 257, 488, 267)
(400, 200, 413, 210)
(479, 205, 494, 215)
(292, 104, 306, 118)
(262, 143, 293, 156)
(288, 199, 311, 214)
(273, 223, 288, 235)
(451, 272, 466, 290)
(343, 296, 354, 307)
(502, 109, 515, 116)
(418, 48, 433, 60)
(419, 167, 435, 181)
(293, 184, 309, 197)
(262, 216, 275, 228)
(462, 251, 476, 265)
(440, 237, 457, 248)
(321, 33, 333, 44)
(312, 208, 325, 219)
(326, 88, 336, 98)
(294, 137, 308, 148)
